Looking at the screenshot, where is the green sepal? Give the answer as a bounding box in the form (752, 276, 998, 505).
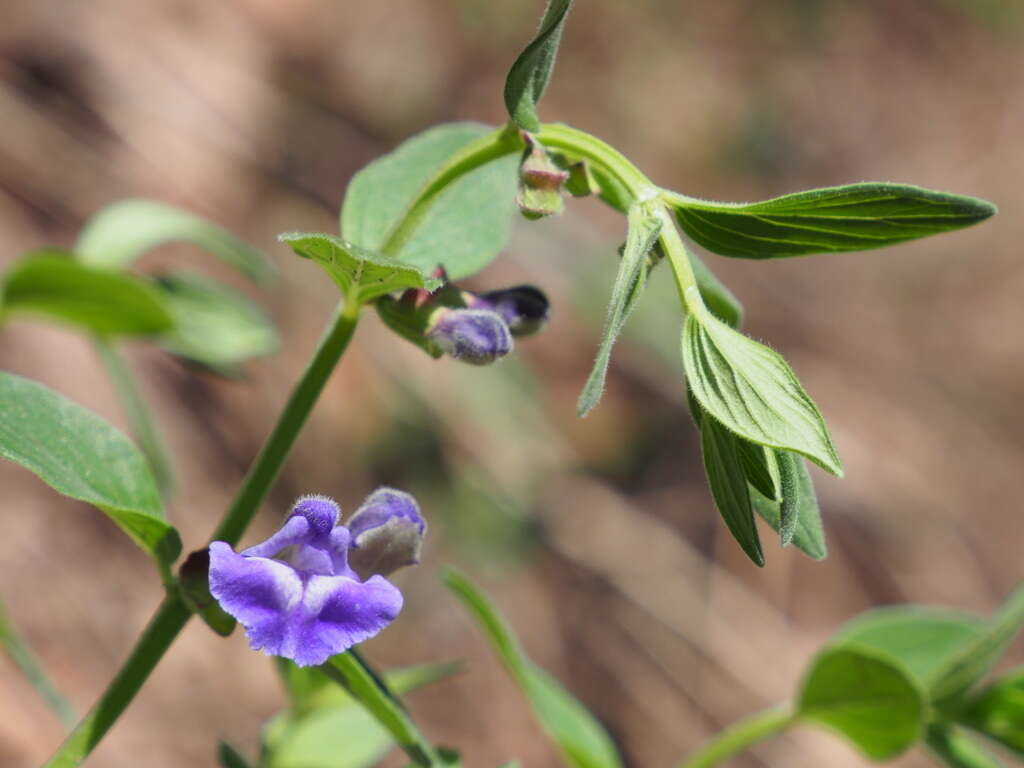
(178, 548, 236, 637)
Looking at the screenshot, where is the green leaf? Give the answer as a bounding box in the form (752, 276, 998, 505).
(926, 725, 1008, 768)
(1, 253, 173, 337)
(0, 598, 76, 727)
(266, 661, 460, 768)
(443, 568, 624, 768)
(340, 123, 518, 280)
(834, 607, 987, 688)
(699, 415, 764, 566)
(930, 585, 1024, 705)
(153, 272, 278, 371)
(279, 232, 441, 304)
(0, 373, 180, 566)
(217, 742, 253, 768)
(76, 199, 272, 283)
(797, 645, 925, 760)
(956, 667, 1024, 756)
(504, 0, 574, 132)
(750, 454, 827, 560)
(681, 304, 843, 476)
(736, 439, 779, 501)
(577, 202, 662, 417)
(669, 183, 996, 259)
(689, 251, 743, 329)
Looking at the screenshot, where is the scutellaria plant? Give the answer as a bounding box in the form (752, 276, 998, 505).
(0, 2, 1019, 767)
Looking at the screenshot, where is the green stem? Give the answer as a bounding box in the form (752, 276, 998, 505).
(322, 652, 443, 767)
(43, 596, 191, 767)
(679, 706, 794, 768)
(93, 338, 174, 498)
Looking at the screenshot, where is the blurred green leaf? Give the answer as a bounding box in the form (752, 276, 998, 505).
(669, 183, 996, 259)
(835, 607, 987, 687)
(76, 199, 272, 283)
(0, 598, 76, 727)
(750, 452, 827, 560)
(153, 271, 278, 371)
(504, 0, 574, 132)
(279, 232, 441, 304)
(681, 305, 843, 476)
(443, 568, 624, 768)
(797, 645, 925, 760)
(1, 253, 173, 337)
(341, 123, 518, 280)
(217, 741, 253, 768)
(577, 202, 661, 417)
(925, 725, 1008, 768)
(0, 373, 180, 567)
(930, 585, 1024, 705)
(699, 415, 764, 566)
(956, 667, 1024, 756)
(689, 251, 743, 329)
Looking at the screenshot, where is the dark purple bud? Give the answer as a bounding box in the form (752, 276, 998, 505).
(473, 285, 550, 337)
(426, 307, 512, 365)
(347, 487, 427, 579)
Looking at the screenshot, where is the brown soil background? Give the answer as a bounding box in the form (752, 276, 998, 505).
(1, 1, 1022, 766)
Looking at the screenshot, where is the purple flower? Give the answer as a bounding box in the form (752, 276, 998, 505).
(347, 488, 427, 580)
(426, 307, 512, 365)
(208, 495, 404, 667)
(469, 285, 550, 337)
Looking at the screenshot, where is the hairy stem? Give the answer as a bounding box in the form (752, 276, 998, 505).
(94, 338, 174, 498)
(678, 706, 794, 768)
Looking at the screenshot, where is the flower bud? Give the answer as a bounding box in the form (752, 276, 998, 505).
(517, 136, 568, 220)
(347, 488, 427, 579)
(471, 285, 550, 337)
(564, 160, 601, 198)
(426, 307, 512, 365)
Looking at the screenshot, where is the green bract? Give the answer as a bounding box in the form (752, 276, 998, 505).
(340, 122, 518, 280)
(279, 232, 441, 303)
(668, 183, 996, 259)
(0, 373, 180, 567)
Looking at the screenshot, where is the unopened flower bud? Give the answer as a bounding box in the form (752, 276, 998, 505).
(471, 285, 550, 337)
(347, 488, 427, 579)
(517, 135, 568, 220)
(426, 307, 512, 365)
(564, 160, 601, 198)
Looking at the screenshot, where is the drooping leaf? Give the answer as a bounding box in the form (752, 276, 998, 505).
(266, 661, 460, 768)
(76, 199, 272, 283)
(797, 645, 925, 760)
(504, 0, 574, 132)
(750, 454, 827, 560)
(577, 202, 662, 417)
(736, 439, 779, 501)
(681, 306, 843, 476)
(925, 725, 1008, 768)
(1, 253, 173, 337)
(443, 569, 624, 768)
(775, 449, 804, 546)
(279, 232, 441, 304)
(930, 585, 1024, 705)
(689, 251, 744, 329)
(0, 373, 180, 566)
(835, 606, 987, 688)
(956, 667, 1024, 756)
(153, 272, 278, 372)
(340, 123, 518, 280)
(699, 415, 764, 566)
(668, 183, 996, 259)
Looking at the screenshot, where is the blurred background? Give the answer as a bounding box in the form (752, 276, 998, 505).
(1, 0, 1022, 765)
